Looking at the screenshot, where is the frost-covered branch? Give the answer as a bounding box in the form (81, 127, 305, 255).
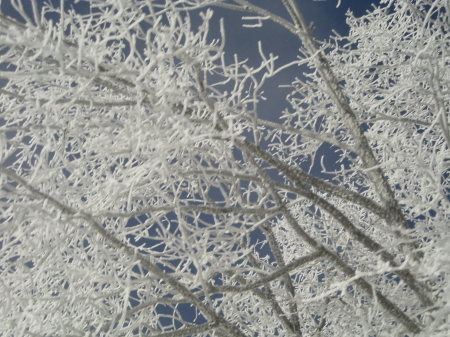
(1, 0, 448, 336)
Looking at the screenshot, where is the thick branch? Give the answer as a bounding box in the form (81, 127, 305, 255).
(238, 144, 422, 334)
(279, 0, 409, 230)
(239, 140, 389, 222)
(97, 204, 281, 218)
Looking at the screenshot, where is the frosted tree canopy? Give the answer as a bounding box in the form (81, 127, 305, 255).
(0, 0, 449, 336)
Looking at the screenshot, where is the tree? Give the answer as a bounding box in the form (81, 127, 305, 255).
(0, 0, 448, 335)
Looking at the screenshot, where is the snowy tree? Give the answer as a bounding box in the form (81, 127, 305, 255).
(0, 0, 448, 336)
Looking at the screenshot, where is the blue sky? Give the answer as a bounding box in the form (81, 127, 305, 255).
(209, 0, 382, 56)
(200, 0, 382, 121)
